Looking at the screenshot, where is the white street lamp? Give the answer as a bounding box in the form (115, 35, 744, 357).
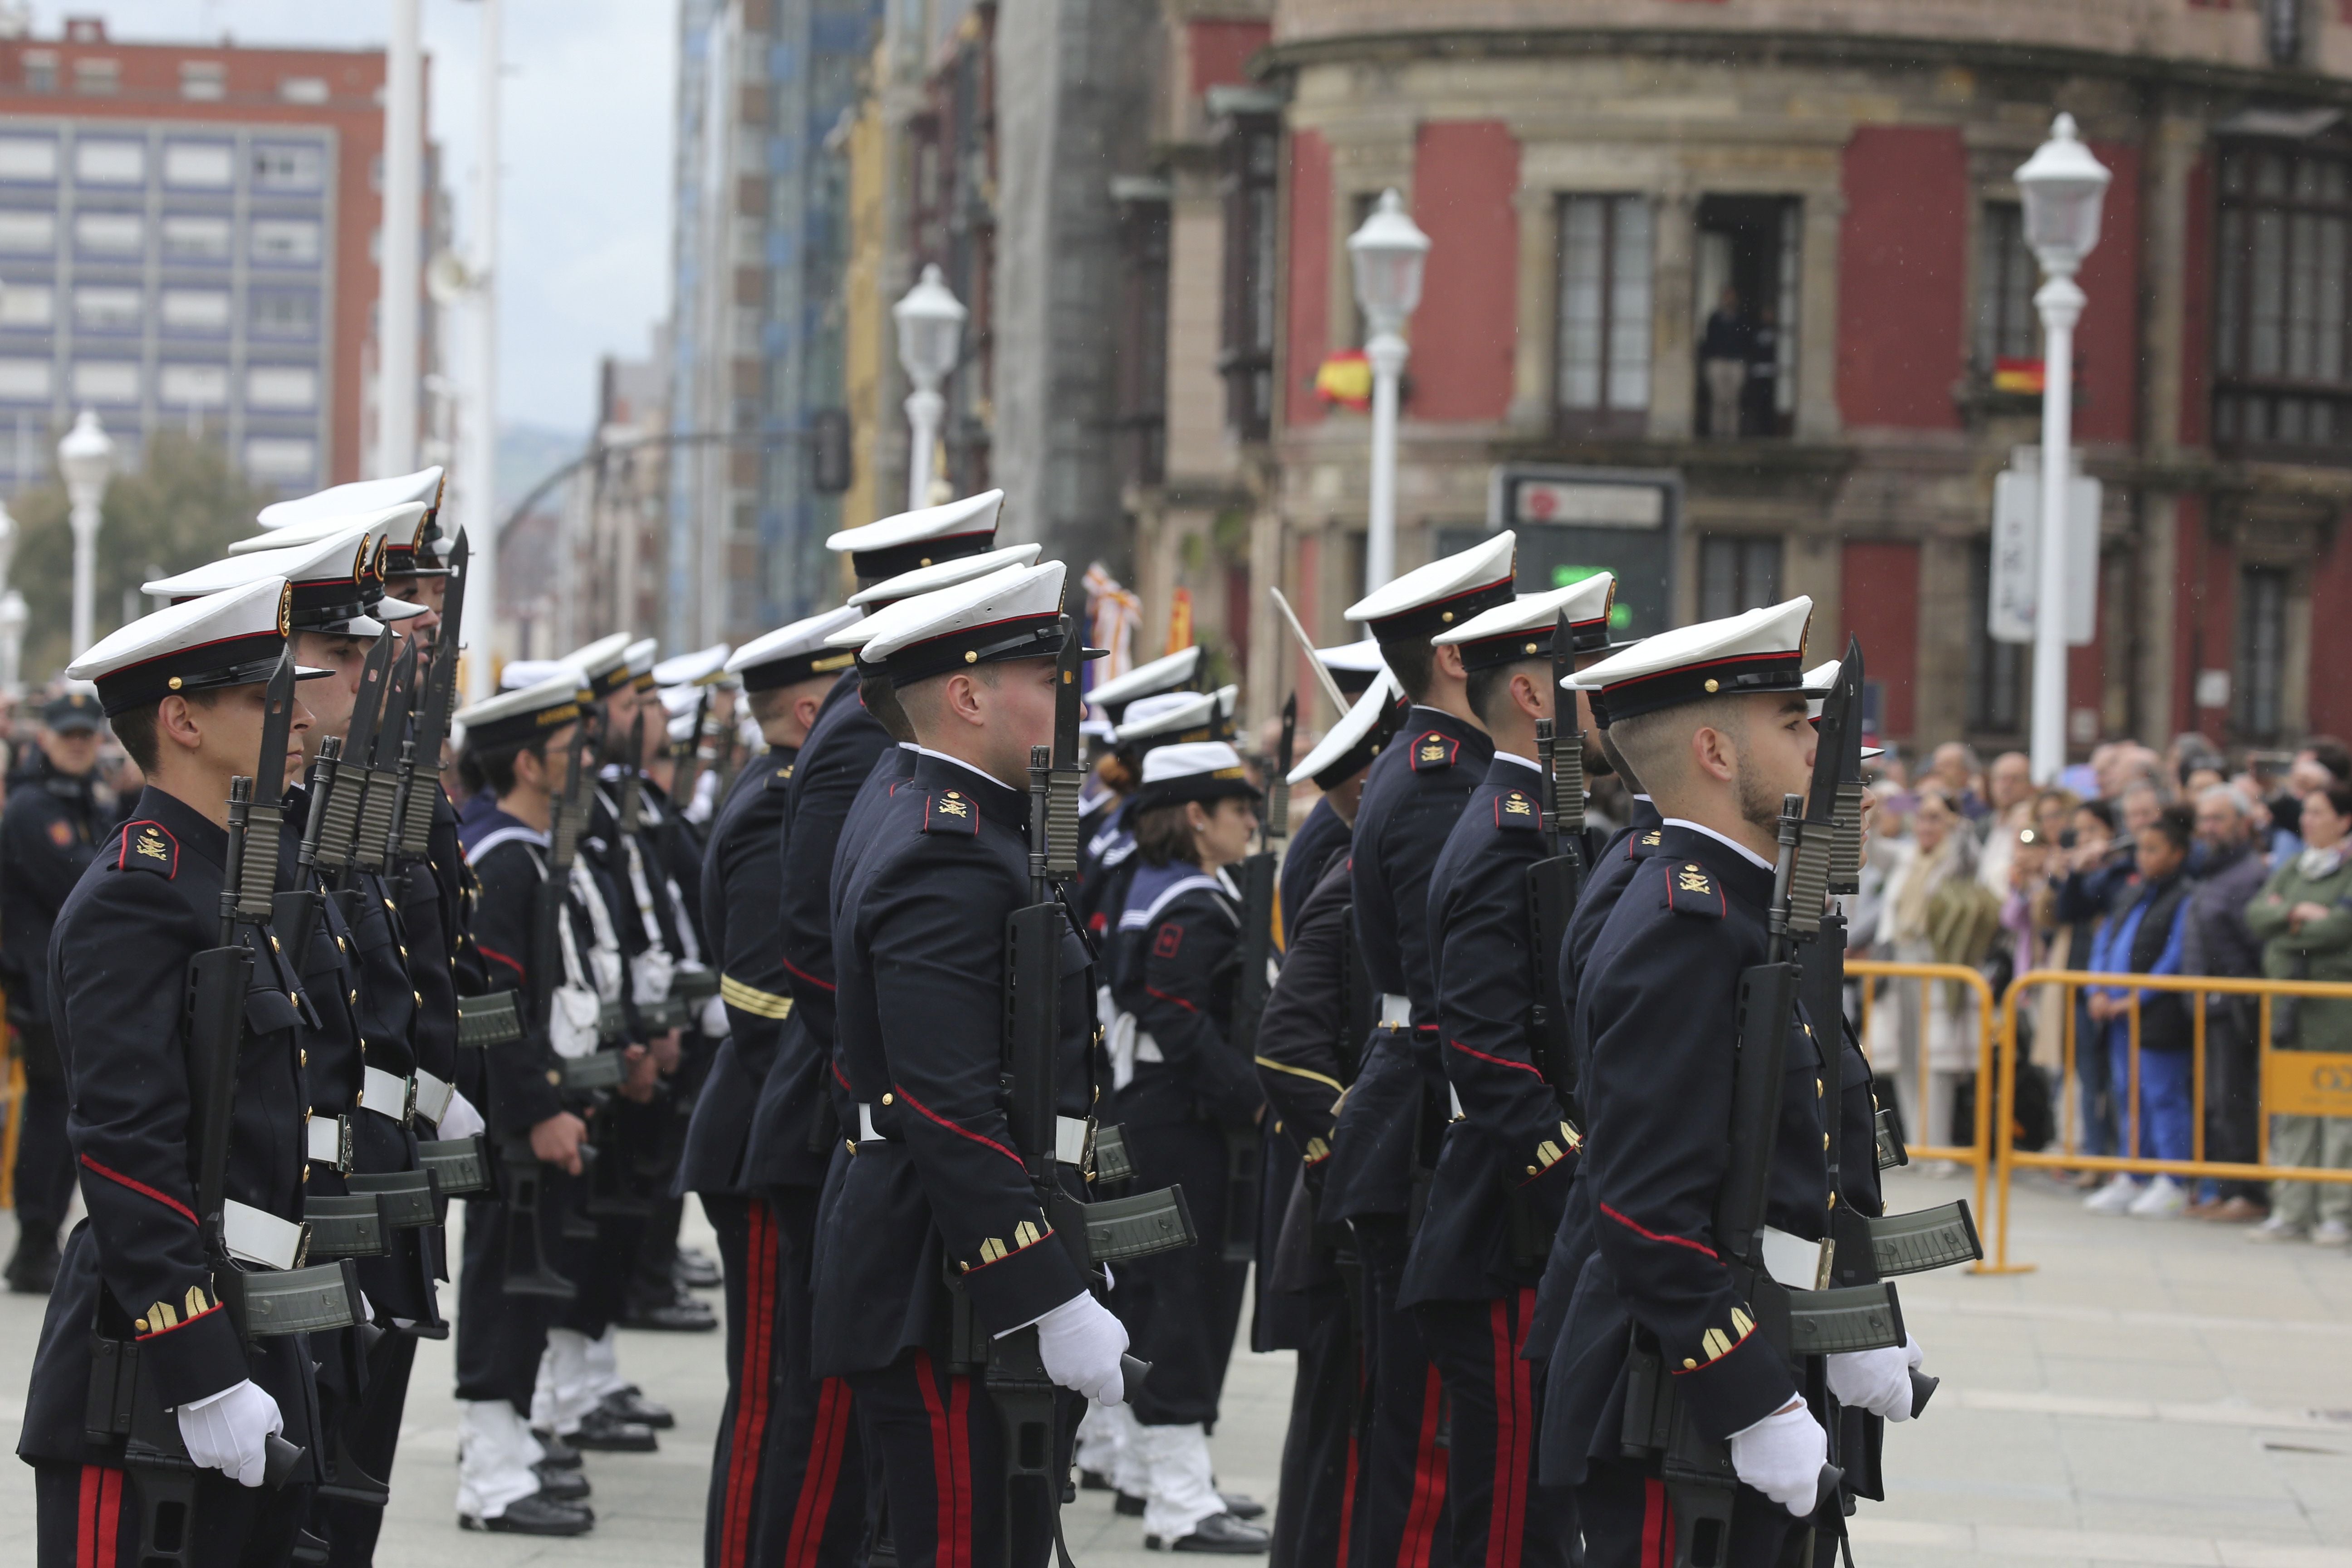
(59, 409, 116, 659)
(0, 590, 25, 698)
(892, 263, 966, 512)
(1346, 189, 1430, 594)
(2015, 113, 2111, 785)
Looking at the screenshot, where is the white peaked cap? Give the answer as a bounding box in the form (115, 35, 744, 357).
(653, 645, 731, 687)
(500, 659, 578, 691)
(1113, 684, 1238, 746)
(1434, 575, 1619, 669)
(556, 632, 634, 696)
(1316, 638, 1387, 676)
(849, 543, 1042, 608)
(1344, 530, 1517, 639)
(258, 467, 444, 529)
(858, 560, 1086, 686)
(228, 501, 428, 557)
(1087, 645, 1202, 712)
(825, 489, 1004, 571)
(146, 525, 420, 636)
(1141, 740, 1245, 786)
(657, 683, 705, 719)
(1290, 670, 1398, 788)
(729, 606, 866, 687)
(624, 638, 659, 679)
(456, 667, 589, 749)
(68, 577, 315, 714)
(1568, 597, 1813, 722)
(838, 560, 1031, 655)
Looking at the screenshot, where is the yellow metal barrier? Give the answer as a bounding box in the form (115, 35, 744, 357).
(1989, 969, 2352, 1273)
(1846, 958, 2011, 1272)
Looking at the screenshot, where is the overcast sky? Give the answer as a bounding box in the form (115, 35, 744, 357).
(24, 0, 677, 437)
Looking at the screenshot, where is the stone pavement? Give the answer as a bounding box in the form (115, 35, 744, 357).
(3, 1166, 2350, 1566)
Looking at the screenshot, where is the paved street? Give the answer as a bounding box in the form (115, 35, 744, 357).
(5, 1166, 2352, 1567)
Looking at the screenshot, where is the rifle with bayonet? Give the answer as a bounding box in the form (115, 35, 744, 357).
(979, 616, 1190, 1568)
(392, 530, 469, 863)
(97, 652, 361, 1568)
(1622, 692, 1910, 1567)
(1218, 694, 1294, 1263)
(1526, 607, 1588, 1118)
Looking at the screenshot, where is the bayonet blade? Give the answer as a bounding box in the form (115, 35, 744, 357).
(254, 648, 298, 806)
(1267, 693, 1295, 843)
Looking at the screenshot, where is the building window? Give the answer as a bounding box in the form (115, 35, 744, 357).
(160, 362, 230, 407)
(246, 364, 318, 411)
(164, 142, 235, 190)
(73, 360, 139, 403)
(0, 210, 55, 253)
(72, 211, 143, 256)
(73, 58, 119, 96)
(0, 357, 50, 399)
(74, 140, 144, 186)
(250, 218, 322, 265)
(1556, 194, 1653, 437)
(22, 51, 55, 93)
(162, 214, 232, 261)
(73, 286, 141, 332)
(2214, 142, 2352, 460)
(1966, 548, 2026, 734)
(252, 143, 324, 191)
(0, 285, 51, 328)
(1693, 196, 1801, 439)
(1114, 194, 1168, 489)
(180, 62, 225, 101)
(2236, 565, 2289, 741)
(1976, 203, 2040, 365)
(1218, 113, 1279, 440)
(249, 289, 319, 340)
(278, 78, 329, 106)
(0, 137, 56, 182)
(244, 437, 316, 483)
(161, 289, 231, 334)
(1697, 534, 1782, 620)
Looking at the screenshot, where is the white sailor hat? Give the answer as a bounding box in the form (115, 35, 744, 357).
(555, 632, 635, 698)
(1803, 657, 1885, 760)
(833, 562, 1029, 659)
(1113, 685, 1238, 750)
(666, 704, 701, 746)
(69, 578, 327, 715)
(624, 639, 659, 691)
(849, 543, 1042, 611)
(1086, 645, 1201, 725)
(1344, 531, 1517, 643)
(1570, 597, 1813, 723)
(731, 606, 865, 691)
(857, 559, 1102, 686)
(1314, 638, 1387, 697)
(499, 658, 575, 692)
(456, 667, 588, 750)
(652, 645, 731, 689)
(657, 683, 704, 719)
(1289, 669, 1400, 789)
(258, 470, 449, 574)
(1130, 740, 1262, 815)
(148, 525, 423, 637)
(825, 489, 1004, 581)
(1433, 574, 1618, 671)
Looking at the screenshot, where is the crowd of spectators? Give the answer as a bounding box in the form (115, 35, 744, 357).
(1853, 732, 2352, 1239)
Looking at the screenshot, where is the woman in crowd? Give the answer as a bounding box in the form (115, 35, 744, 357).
(2082, 805, 2200, 1218)
(2247, 781, 2352, 1245)
(1872, 785, 2002, 1166)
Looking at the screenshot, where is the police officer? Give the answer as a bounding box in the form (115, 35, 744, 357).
(813, 561, 1130, 1568)
(1323, 531, 1518, 1566)
(2, 687, 107, 1294)
(1401, 578, 1622, 1568)
(681, 607, 868, 1568)
(1544, 601, 1927, 1565)
(23, 578, 326, 1566)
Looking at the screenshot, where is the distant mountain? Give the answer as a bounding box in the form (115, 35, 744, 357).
(498, 423, 588, 514)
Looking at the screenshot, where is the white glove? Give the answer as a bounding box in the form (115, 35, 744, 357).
(1827, 1339, 1916, 1423)
(700, 993, 731, 1039)
(1904, 1333, 1925, 1372)
(176, 1379, 284, 1488)
(1028, 1292, 1129, 1406)
(1727, 1399, 1828, 1517)
(437, 1090, 486, 1142)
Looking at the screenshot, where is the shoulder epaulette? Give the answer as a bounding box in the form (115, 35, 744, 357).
(1409, 730, 1461, 773)
(921, 789, 980, 835)
(1494, 789, 1540, 831)
(1662, 860, 1725, 918)
(765, 764, 793, 792)
(115, 820, 177, 878)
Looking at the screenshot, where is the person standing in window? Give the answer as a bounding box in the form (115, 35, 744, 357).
(1745, 301, 1780, 436)
(1700, 284, 1751, 439)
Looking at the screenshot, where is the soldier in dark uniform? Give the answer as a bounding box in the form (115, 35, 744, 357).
(1253, 673, 1395, 1568)
(682, 608, 869, 1568)
(812, 560, 1132, 1568)
(1323, 531, 1518, 1568)
(24, 577, 326, 1567)
(1541, 600, 1926, 1565)
(1278, 638, 1386, 944)
(1399, 578, 1622, 1568)
(2, 688, 107, 1294)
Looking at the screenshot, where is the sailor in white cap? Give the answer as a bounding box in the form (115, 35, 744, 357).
(1539, 600, 1927, 1558)
(450, 668, 609, 1537)
(824, 488, 1005, 585)
(23, 581, 331, 1560)
(1097, 740, 1269, 1552)
(1069, 685, 1239, 944)
(812, 561, 1134, 1567)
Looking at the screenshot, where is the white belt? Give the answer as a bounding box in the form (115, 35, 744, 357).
(1760, 1226, 1833, 1292)
(306, 1115, 351, 1171)
(412, 1069, 455, 1125)
(860, 1102, 1092, 1166)
(1380, 994, 1411, 1028)
(224, 1199, 304, 1271)
(358, 1066, 412, 1122)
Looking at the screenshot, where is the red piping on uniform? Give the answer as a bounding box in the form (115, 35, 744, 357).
(1447, 1038, 1543, 1078)
(476, 944, 526, 982)
(1396, 1363, 1449, 1568)
(1504, 1289, 1536, 1568)
(1642, 1475, 1670, 1568)
(115, 819, 178, 872)
(916, 1351, 959, 1566)
(785, 1374, 853, 1568)
(718, 1203, 776, 1568)
(947, 1366, 974, 1568)
(1600, 1202, 1719, 1259)
(79, 1154, 196, 1225)
(781, 956, 836, 993)
(1488, 1296, 1519, 1568)
(893, 1086, 1025, 1171)
(1145, 985, 1198, 1015)
(830, 1061, 853, 1092)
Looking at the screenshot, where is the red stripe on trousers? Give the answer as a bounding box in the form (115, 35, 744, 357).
(78, 1464, 98, 1568)
(947, 1369, 973, 1568)
(1396, 1363, 1450, 1568)
(784, 1375, 853, 1568)
(1504, 1290, 1536, 1568)
(1642, 1475, 1673, 1568)
(101, 1468, 120, 1568)
(719, 1204, 778, 1568)
(1487, 1298, 1519, 1568)
(914, 1352, 964, 1568)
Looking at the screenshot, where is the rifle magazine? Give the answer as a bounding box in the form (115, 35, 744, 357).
(1077, 1185, 1198, 1263)
(1785, 1282, 1906, 1356)
(1867, 1201, 1983, 1277)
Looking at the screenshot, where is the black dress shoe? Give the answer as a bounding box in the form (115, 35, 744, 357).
(533, 1464, 592, 1502)
(460, 1492, 595, 1535)
(674, 1247, 722, 1289)
(620, 1293, 719, 1332)
(1218, 1492, 1266, 1521)
(599, 1385, 676, 1429)
(1116, 1491, 1145, 1517)
(569, 1406, 659, 1452)
(531, 1431, 583, 1470)
(1147, 1514, 1271, 1554)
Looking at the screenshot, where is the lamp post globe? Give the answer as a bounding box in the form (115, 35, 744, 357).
(0, 588, 26, 698)
(58, 408, 116, 659)
(893, 263, 967, 511)
(0, 495, 17, 601)
(1345, 189, 1430, 593)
